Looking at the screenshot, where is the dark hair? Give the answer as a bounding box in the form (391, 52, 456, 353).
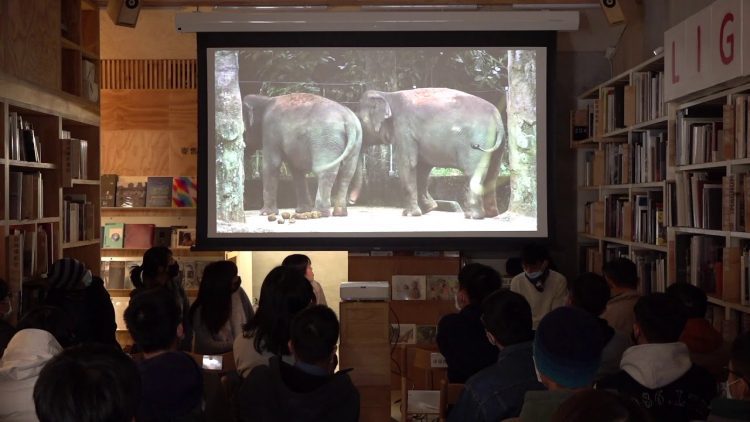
(521, 243, 549, 266)
(458, 263, 502, 305)
(666, 282, 707, 319)
(282, 254, 311, 276)
(551, 389, 651, 422)
(189, 260, 236, 335)
(34, 343, 141, 422)
(602, 258, 638, 290)
(0, 277, 9, 301)
(568, 272, 611, 317)
(505, 258, 523, 277)
(242, 266, 314, 356)
(730, 332, 750, 383)
(290, 305, 339, 364)
(130, 246, 172, 289)
(124, 287, 180, 353)
(481, 289, 533, 346)
(634, 293, 687, 344)
(17, 305, 76, 348)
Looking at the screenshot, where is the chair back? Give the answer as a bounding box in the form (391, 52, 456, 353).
(439, 379, 464, 422)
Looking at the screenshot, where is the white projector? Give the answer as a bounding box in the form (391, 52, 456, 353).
(340, 281, 390, 301)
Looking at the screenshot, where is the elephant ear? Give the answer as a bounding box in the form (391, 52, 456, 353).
(368, 93, 392, 133)
(242, 97, 255, 130)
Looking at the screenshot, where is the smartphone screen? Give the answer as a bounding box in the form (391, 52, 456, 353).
(202, 355, 223, 370)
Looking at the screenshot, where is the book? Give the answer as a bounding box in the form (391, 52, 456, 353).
(172, 177, 197, 208)
(123, 224, 155, 249)
(175, 228, 196, 248)
(100, 174, 118, 207)
(116, 176, 147, 207)
(183, 261, 198, 289)
(391, 275, 426, 300)
(108, 261, 126, 289)
(101, 261, 110, 288)
(425, 275, 459, 300)
(415, 325, 437, 345)
(153, 227, 172, 247)
(6, 231, 24, 285)
(103, 222, 125, 249)
(390, 323, 416, 344)
(8, 171, 22, 220)
(146, 177, 173, 207)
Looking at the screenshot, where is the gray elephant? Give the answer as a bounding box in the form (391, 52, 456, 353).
(243, 93, 362, 217)
(357, 88, 504, 219)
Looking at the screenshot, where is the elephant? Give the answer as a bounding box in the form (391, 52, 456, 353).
(243, 93, 362, 217)
(357, 88, 505, 219)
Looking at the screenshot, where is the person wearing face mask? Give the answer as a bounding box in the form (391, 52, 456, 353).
(708, 332, 750, 421)
(42, 258, 118, 347)
(436, 263, 502, 383)
(130, 246, 192, 351)
(0, 278, 17, 358)
(510, 243, 568, 329)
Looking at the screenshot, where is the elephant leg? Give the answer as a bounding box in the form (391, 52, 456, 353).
(314, 170, 337, 217)
(464, 169, 486, 220)
(347, 154, 365, 206)
(291, 168, 313, 213)
(332, 153, 360, 217)
(397, 151, 421, 217)
(416, 163, 438, 214)
(482, 152, 503, 218)
(260, 152, 281, 216)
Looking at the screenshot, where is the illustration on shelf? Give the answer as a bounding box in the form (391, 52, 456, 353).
(426, 275, 459, 300)
(390, 323, 416, 344)
(391, 275, 426, 300)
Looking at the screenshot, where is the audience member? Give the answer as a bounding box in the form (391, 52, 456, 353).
(190, 260, 253, 355)
(124, 287, 203, 421)
(33, 343, 141, 422)
(597, 293, 717, 421)
(515, 306, 606, 422)
(601, 258, 641, 335)
(448, 289, 544, 421)
(567, 272, 630, 379)
(282, 254, 327, 306)
(234, 266, 314, 378)
(239, 305, 359, 422)
(0, 306, 73, 421)
(708, 332, 750, 421)
(667, 282, 729, 379)
(551, 389, 651, 422)
(437, 263, 502, 383)
(0, 278, 16, 357)
(510, 243, 568, 329)
(42, 257, 118, 347)
(130, 246, 192, 350)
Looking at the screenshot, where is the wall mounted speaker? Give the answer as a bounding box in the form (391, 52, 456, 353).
(108, 0, 141, 28)
(600, 0, 626, 25)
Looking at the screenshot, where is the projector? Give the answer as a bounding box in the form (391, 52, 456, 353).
(340, 281, 390, 301)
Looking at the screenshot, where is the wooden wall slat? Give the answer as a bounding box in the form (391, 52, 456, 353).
(101, 59, 196, 90)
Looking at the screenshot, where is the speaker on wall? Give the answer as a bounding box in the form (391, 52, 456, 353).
(600, 0, 626, 25)
(108, 0, 141, 28)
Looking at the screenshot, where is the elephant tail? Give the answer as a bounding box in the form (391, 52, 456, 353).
(312, 112, 363, 173)
(470, 118, 504, 153)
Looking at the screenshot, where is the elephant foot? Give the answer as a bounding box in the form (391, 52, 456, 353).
(464, 210, 485, 220)
(402, 207, 423, 217)
(420, 200, 439, 214)
(315, 208, 331, 217)
(295, 206, 313, 213)
(333, 206, 348, 217)
(260, 207, 279, 216)
(484, 206, 500, 218)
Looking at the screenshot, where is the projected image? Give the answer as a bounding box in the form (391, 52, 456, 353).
(210, 46, 543, 237)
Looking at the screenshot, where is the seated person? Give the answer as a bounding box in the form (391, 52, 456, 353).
(33, 343, 141, 422)
(601, 258, 641, 336)
(437, 263, 502, 383)
(510, 244, 567, 329)
(238, 305, 359, 422)
(551, 389, 650, 422)
(448, 289, 544, 422)
(282, 254, 327, 306)
(567, 273, 630, 379)
(516, 306, 606, 422)
(124, 287, 204, 421)
(667, 282, 729, 379)
(597, 293, 717, 422)
(708, 332, 750, 421)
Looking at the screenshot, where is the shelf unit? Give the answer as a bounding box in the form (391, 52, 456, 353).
(60, 0, 100, 104)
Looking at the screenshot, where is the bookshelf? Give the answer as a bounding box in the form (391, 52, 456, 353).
(60, 0, 100, 104)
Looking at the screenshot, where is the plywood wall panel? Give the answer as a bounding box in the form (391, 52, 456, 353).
(169, 130, 198, 176)
(168, 90, 198, 131)
(101, 130, 172, 175)
(100, 9, 196, 60)
(101, 90, 172, 130)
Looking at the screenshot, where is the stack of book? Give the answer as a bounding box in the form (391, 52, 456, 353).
(8, 112, 42, 162)
(675, 111, 723, 166)
(63, 194, 95, 243)
(631, 130, 667, 183)
(101, 175, 197, 208)
(5, 225, 54, 283)
(632, 70, 665, 123)
(8, 171, 43, 220)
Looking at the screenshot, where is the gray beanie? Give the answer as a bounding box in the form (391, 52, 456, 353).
(47, 258, 86, 290)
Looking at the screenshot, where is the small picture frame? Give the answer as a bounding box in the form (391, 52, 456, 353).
(175, 228, 196, 248)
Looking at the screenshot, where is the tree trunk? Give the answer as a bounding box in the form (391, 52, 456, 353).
(215, 50, 246, 223)
(506, 50, 537, 218)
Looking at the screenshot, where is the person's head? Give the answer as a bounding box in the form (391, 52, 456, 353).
(567, 272, 611, 317)
(456, 263, 502, 309)
(534, 306, 605, 390)
(0, 278, 11, 320)
(33, 343, 141, 422)
(666, 282, 708, 319)
(602, 258, 638, 291)
(130, 246, 178, 289)
(189, 260, 238, 335)
(289, 305, 339, 369)
(725, 332, 750, 400)
(124, 287, 182, 353)
(282, 254, 314, 281)
(17, 305, 76, 348)
(243, 266, 314, 356)
(520, 243, 550, 276)
(481, 289, 533, 349)
(632, 293, 687, 345)
(505, 257, 523, 277)
(551, 389, 651, 422)
(47, 258, 92, 290)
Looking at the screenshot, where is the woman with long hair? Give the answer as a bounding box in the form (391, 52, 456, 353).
(233, 266, 314, 377)
(281, 254, 327, 306)
(189, 260, 252, 354)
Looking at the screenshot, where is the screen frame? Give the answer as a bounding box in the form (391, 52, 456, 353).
(197, 30, 556, 251)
